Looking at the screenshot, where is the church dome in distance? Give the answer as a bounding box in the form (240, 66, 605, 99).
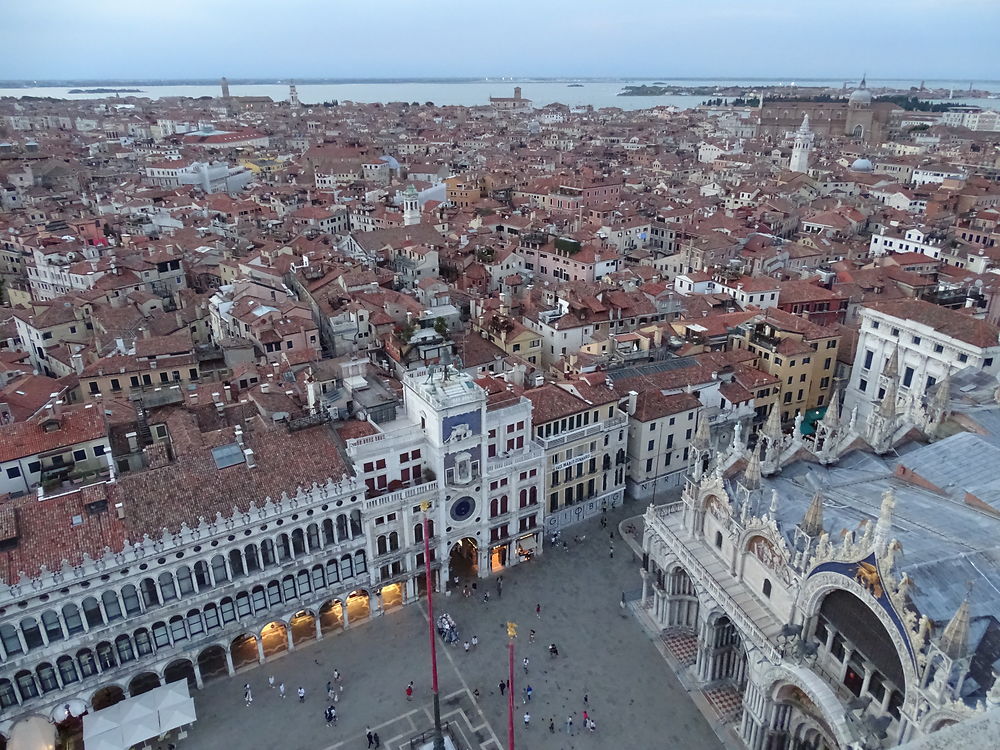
(851, 157, 873, 172)
(848, 76, 872, 106)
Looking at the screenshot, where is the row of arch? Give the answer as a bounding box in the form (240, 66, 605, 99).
(0, 552, 371, 709)
(0, 536, 367, 662)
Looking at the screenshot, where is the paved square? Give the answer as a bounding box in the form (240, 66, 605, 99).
(180, 504, 722, 749)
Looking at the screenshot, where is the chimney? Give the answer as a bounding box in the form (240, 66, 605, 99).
(234, 424, 244, 447)
(243, 448, 256, 468)
(627, 390, 638, 416)
(261, 382, 270, 394)
(70, 352, 84, 375)
(48, 393, 62, 418)
(224, 384, 232, 401)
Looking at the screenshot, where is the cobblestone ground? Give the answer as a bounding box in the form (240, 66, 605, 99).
(179, 501, 721, 750)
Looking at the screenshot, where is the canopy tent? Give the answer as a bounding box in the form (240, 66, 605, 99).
(83, 681, 197, 750)
(8, 715, 56, 750)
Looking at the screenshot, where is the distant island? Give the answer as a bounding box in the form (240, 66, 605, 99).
(567, 83, 584, 87)
(619, 85, 670, 96)
(68, 87, 143, 94)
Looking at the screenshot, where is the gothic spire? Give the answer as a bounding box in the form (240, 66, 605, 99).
(763, 405, 782, 443)
(819, 388, 841, 432)
(743, 443, 762, 491)
(800, 490, 825, 537)
(873, 488, 896, 553)
(930, 374, 951, 415)
(693, 412, 710, 451)
(882, 345, 899, 379)
(877, 375, 898, 420)
(939, 597, 971, 661)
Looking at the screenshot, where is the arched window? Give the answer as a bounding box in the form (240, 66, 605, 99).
(203, 604, 221, 631)
(83, 597, 106, 627)
(336, 514, 349, 541)
(219, 597, 236, 623)
(413, 523, 424, 543)
(228, 549, 245, 577)
(339, 554, 354, 580)
(62, 603, 84, 635)
(243, 545, 260, 573)
(354, 549, 367, 574)
(377, 535, 388, 555)
(277, 534, 292, 561)
(41, 610, 64, 642)
(14, 670, 38, 700)
(260, 539, 276, 567)
(267, 580, 282, 606)
(96, 641, 117, 670)
(529, 487, 537, 505)
(102, 590, 123, 621)
(715, 531, 723, 548)
(853, 124, 863, 138)
(282, 575, 297, 600)
(311, 564, 326, 590)
(57, 655, 79, 685)
(326, 559, 340, 584)
(211, 555, 229, 583)
(322, 519, 335, 546)
(176, 566, 195, 595)
(0, 623, 21, 655)
(187, 609, 205, 636)
(121, 585, 142, 616)
(388, 531, 399, 552)
(20, 617, 43, 650)
(236, 592, 252, 617)
(0, 678, 18, 708)
(194, 560, 211, 588)
(291, 528, 306, 556)
(169, 616, 187, 642)
(139, 579, 159, 608)
(762, 579, 772, 598)
(307, 523, 321, 551)
(349, 510, 362, 538)
(158, 572, 177, 602)
(36, 663, 59, 693)
(151, 622, 170, 648)
(115, 635, 135, 663)
(251, 585, 267, 612)
(297, 569, 312, 594)
(134, 629, 153, 657)
(77, 649, 98, 678)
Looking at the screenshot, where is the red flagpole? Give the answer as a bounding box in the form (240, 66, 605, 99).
(506, 622, 517, 750)
(423, 504, 444, 750)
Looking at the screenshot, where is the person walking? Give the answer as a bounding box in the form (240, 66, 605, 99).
(548, 717, 555, 733)
(464, 640, 470, 653)
(535, 603, 541, 619)
(366, 727, 375, 748)
(373, 732, 381, 748)
(267, 675, 275, 690)
(498, 680, 506, 697)
(243, 683, 252, 707)
(333, 668, 341, 683)
(405, 681, 414, 701)
(565, 714, 574, 735)
(278, 682, 286, 699)
(588, 717, 597, 733)
(297, 686, 305, 703)
(496, 575, 503, 598)
(471, 634, 478, 649)
(522, 656, 529, 674)
(483, 591, 490, 604)
(523, 711, 531, 729)
(523, 685, 533, 703)
(582, 710, 589, 726)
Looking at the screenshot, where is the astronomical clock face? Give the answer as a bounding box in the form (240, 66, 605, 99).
(450, 496, 476, 523)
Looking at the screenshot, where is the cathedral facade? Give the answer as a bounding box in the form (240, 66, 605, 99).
(757, 79, 897, 144)
(636, 378, 1000, 749)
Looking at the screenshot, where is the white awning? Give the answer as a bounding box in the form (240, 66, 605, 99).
(83, 681, 197, 750)
(517, 535, 537, 552)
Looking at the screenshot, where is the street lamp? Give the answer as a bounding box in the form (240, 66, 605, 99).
(421, 501, 446, 750)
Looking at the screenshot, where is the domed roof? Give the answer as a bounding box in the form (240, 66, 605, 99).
(851, 158, 873, 172)
(848, 76, 872, 105)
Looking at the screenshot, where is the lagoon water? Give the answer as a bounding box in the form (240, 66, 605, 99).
(2, 79, 999, 111)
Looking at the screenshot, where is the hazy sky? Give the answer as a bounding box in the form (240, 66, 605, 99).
(4, 0, 998, 81)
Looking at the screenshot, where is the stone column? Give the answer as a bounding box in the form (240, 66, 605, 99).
(341, 602, 350, 630)
(286, 625, 295, 652)
(860, 665, 872, 697)
(192, 660, 204, 689)
(314, 617, 323, 641)
(256, 637, 265, 664)
(224, 650, 235, 676)
(640, 568, 650, 606)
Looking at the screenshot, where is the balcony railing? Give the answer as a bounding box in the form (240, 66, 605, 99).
(535, 413, 627, 450)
